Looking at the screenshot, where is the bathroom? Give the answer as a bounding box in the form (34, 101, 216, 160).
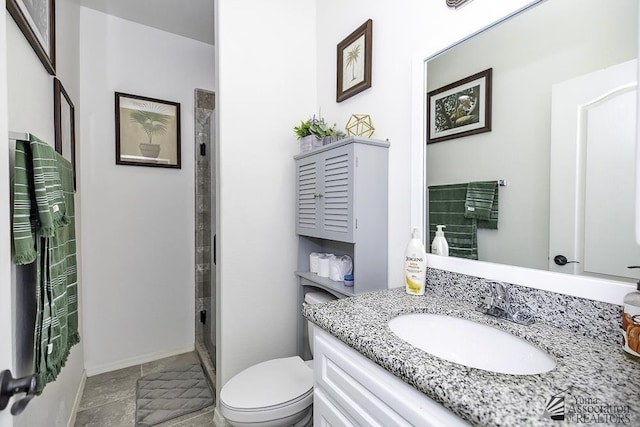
(0, 0, 638, 426)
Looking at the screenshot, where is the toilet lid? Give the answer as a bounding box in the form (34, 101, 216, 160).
(220, 356, 313, 410)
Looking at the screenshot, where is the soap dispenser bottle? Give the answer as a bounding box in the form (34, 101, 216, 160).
(404, 227, 426, 296)
(623, 266, 640, 360)
(431, 225, 449, 256)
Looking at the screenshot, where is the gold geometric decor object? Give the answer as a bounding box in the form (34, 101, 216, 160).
(345, 114, 375, 137)
(446, 0, 473, 8)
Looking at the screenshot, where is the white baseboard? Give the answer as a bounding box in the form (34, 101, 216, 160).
(213, 408, 232, 427)
(84, 345, 195, 376)
(67, 370, 87, 427)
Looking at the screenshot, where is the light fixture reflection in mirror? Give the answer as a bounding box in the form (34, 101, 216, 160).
(424, 0, 638, 283)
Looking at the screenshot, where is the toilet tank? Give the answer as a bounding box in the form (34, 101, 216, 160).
(304, 290, 337, 356)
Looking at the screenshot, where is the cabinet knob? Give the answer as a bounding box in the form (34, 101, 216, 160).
(314, 193, 324, 199)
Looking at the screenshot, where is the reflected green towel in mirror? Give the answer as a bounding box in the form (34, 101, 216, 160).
(428, 181, 500, 260)
(428, 183, 478, 259)
(465, 181, 499, 229)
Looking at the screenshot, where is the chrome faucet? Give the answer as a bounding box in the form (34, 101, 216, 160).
(476, 281, 534, 325)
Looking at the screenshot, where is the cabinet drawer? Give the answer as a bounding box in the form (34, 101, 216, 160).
(314, 329, 469, 427)
(314, 388, 357, 427)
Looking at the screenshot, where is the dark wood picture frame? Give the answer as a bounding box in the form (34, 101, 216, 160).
(54, 78, 76, 188)
(336, 19, 373, 103)
(7, 0, 56, 75)
(115, 92, 181, 169)
(427, 68, 492, 144)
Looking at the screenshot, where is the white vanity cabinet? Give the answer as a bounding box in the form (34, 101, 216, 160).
(313, 328, 470, 427)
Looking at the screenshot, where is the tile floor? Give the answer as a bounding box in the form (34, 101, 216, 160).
(74, 352, 215, 427)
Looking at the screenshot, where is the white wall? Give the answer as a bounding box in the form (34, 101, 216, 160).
(79, 7, 214, 374)
(5, 0, 85, 426)
(215, 0, 317, 387)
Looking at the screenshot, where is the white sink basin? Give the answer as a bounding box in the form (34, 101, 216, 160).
(388, 313, 556, 375)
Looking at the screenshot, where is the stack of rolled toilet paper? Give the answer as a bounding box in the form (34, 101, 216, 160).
(310, 253, 354, 282)
(309, 253, 320, 273)
(317, 254, 334, 278)
(310, 253, 338, 278)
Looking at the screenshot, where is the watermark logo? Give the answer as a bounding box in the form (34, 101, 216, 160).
(543, 387, 569, 421)
(543, 387, 633, 424)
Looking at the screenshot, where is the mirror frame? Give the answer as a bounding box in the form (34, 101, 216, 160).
(410, 0, 636, 305)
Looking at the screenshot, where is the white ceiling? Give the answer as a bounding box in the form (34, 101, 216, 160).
(79, 0, 215, 45)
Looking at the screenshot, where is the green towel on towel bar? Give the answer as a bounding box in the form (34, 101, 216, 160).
(34, 153, 79, 394)
(428, 183, 478, 259)
(12, 140, 38, 264)
(12, 136, 69, 265)
(29, 135, 69, 237)
(464, 181, 499, 229)
(11, 137, 79, 394)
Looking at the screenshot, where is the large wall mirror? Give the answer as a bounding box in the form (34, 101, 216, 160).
(424, 0, 639, 286)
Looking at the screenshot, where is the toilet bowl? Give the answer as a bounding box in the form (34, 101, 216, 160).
(219, 290, 336, 427)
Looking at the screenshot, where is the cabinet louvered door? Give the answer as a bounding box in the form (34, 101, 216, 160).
(321, 149, 354, 242)
(296, 158, 320, 236)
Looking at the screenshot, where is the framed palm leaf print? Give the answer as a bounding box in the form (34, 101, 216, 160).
(336, 19, 372, 103)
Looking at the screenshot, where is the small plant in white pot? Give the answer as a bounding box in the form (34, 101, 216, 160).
(294, 115, 345, 153)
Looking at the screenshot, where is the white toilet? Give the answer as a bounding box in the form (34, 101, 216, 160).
(219, 291, 336, 427)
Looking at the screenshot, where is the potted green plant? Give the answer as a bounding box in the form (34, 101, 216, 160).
(294, 115, 345, 153)
(129, 105, 171, 158)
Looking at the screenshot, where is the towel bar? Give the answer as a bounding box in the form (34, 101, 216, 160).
(8, 132, 30, 141)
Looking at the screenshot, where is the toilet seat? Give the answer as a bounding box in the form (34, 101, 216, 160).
(220, 356, 313, 424)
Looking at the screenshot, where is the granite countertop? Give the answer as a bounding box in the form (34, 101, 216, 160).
(303, 287, 640, 426)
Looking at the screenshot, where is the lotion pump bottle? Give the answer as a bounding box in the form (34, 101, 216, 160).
(431, 225, 449, 256)
(623, 266, 640, 361)
(404, 227, 427, 296)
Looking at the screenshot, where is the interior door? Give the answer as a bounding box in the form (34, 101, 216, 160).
(549, 59, 640, 280)
(1, 76, 15, 427)
(0, 220, 15, 427)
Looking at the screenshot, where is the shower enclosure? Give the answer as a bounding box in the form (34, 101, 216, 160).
(194, 89, 216, 386)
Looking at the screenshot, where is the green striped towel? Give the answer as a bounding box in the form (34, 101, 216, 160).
(428, 183, 478, 259)
(12, 136, 69, 264)
(464, 181, 499, 229)
(11, 138, 79, 394)
(29, 135, 69, 237)
(34, 153, 79, 394)
(12, 140, 38, 264)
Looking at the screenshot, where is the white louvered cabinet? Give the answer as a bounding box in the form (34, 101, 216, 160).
(295, 137, 389, 359)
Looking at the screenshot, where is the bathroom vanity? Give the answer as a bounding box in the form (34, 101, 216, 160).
(304, 274, 640, 426)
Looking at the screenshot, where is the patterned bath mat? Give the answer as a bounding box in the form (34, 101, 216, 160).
(135, 363, 214, 426)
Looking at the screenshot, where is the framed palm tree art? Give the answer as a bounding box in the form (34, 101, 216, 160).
(115, 92, 181, 168)
(336, 19, 372, 103)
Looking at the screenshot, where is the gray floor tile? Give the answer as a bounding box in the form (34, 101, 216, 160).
(154, 406, 214, 427)
(169, 408, 215, 427)
(141, 352, 199, 376)
(75, 395, 136, 426)
(75, 352, 215, 427)
(79, 366, 141, 411)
